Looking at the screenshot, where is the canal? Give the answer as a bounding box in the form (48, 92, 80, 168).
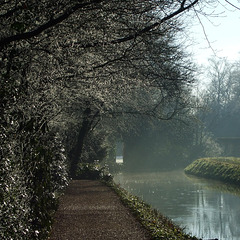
(114, 170, 240, 240)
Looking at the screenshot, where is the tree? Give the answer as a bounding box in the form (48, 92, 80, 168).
(27, 0, 198, 176)
(0, 1, 200, 48)
(200, 58, 240, 137)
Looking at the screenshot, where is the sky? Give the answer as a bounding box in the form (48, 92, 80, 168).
(186, 0, 240, 66)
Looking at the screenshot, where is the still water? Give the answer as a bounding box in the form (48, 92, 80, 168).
(114, 170, 240, 240)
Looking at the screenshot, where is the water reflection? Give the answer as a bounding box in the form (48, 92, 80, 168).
(114, 170, 240, 240)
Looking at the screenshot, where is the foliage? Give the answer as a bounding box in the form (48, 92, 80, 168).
(102, 159, 124, 174)
(193, 131, 223, 158)
(75, 161, 113, 181)
(184, 157, 240, 185)
(106, 181, 199, 240)
(81, 130, 111, 163)
(1, 0, 200, 177)
(0, 131, 69, 239)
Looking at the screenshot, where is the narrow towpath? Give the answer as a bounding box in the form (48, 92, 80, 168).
(49, 180, 151, 240)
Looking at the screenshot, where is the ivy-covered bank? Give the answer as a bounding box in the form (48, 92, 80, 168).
(106, 181, 198, 240)
(184, 157, 240, 185)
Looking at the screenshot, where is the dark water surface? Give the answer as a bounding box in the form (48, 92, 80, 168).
(114, 170, 240, 240)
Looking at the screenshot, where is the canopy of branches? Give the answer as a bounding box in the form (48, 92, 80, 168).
(0, 1, 206, 239)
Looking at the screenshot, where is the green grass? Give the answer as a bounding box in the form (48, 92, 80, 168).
(184, 157, 240, 185)
(105, 180, 198, 240)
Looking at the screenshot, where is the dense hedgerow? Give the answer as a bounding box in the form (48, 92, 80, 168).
(0, 132, 69, 240)
(184, 157, 240, 185)
(0, 158, 31, 239)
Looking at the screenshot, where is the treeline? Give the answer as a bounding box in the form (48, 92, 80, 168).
(123, 56, 240, 170)
(0, 1, 205, 239)
(197, 58, 240, 138)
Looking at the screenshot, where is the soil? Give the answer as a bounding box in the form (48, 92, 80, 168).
(48, 180, 151, 240)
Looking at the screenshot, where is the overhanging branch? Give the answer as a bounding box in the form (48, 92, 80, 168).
(224, 0, 240, 11)
(0, 0, 199, 48)
(0, 0, 103, 48)
(84, 0, 200, 48)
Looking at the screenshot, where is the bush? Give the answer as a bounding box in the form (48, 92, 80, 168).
(0, 132, 69, 240)
(75, 162, 113, 181)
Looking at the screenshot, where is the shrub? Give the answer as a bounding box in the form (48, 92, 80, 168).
(0, 132, 69, 240)
(75, 161, 113, 181)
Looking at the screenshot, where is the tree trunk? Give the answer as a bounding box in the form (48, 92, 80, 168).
(70, 108, 91, 178)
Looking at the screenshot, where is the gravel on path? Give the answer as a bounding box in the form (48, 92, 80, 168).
(49, 180, 151, 240)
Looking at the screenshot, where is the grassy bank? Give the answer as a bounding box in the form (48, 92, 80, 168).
(184, 157, 240, 185)
(105, 180, 198, 240)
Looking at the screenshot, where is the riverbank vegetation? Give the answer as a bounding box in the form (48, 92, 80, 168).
(184, 157, 240, 185)
(107, 180, 198, 240)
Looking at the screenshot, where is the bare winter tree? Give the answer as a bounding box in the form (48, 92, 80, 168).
(199, 58, 240, 137)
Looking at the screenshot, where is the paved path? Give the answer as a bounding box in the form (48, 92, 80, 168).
(49, 180, 151, 240)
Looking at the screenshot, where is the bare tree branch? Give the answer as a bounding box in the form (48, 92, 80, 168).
(0, 0, 199, 48)
(224, 0, 240, 11)
(85, 0, 200, 48)
(0, 0, 103, 48)
(193, 6, 218, 58)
